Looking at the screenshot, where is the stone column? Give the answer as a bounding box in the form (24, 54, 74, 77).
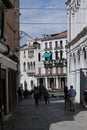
(45, 77, 48, 89)
(56, 77, 58, 89)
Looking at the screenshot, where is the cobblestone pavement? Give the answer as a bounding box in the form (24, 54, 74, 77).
(2, 97, 87, 130)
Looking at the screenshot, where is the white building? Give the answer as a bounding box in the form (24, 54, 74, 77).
(36, 31, 67, 90)
(66, 0, 87, 103)
(20, 30, 67, 91)
(20, 38, 41, 90)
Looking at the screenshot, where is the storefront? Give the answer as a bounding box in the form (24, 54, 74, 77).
(0, 53, 17, 118)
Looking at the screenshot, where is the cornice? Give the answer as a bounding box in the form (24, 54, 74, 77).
(66, 27, 87, 48)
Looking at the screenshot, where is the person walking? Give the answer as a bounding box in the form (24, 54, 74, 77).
(64, 86, 69, 108)
(33, 86, 39, 106)
(17, 87, 22, 101)
(68, 85, 76, 112)
(83, 87, 87, 108)
(44, 88, 49, 105)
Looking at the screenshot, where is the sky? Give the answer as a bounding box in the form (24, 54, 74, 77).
(20, 0, 67, 45)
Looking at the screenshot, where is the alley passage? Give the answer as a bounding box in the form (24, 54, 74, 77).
(3, 97, 82, 130)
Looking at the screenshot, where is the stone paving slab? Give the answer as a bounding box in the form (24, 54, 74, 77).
(49, 110, 87, 130)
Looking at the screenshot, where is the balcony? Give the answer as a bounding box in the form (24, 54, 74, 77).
(43, 58, 67, 68)
(54, 58, 67, 67)
(54, 46, 63, 50)
(43, 60, 54, 68)
(44, 47, 52, 51)
(27, 69, 35, 76)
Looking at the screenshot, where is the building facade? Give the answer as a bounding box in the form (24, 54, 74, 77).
(20, 30, 67, 91)
(20, 39, 41, 90)
(0, 0, 20, 119)
(66, 0, 87, 103)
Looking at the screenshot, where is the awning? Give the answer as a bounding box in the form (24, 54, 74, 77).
(42, 52, 52, 58)
(0, 53, 17, 70)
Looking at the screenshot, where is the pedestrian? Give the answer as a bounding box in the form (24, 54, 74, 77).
(23, 88, 29, 99)
(39, 85, 44, 102)
(44, 88, 49, 105)
(17, 87, 22, 101)
(83, 87, 87, 108)
(64, 86, 69, 108)
(68, 85, 76, 112)
(33, 86, 39, 106)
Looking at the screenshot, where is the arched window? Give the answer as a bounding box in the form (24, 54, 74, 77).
(83, 47, 86, 59)
(30, 62, 32, 69)
(38, 53, 41, 62)
(23, 62, 26, 71)
(77, 50, 80, 61)
(55, 51, 59, 60)
(24, 51, 26, 58)
(27, 62, 30, 70)
(33, 62, 35, 69)
(45, 43, 47, 49)
(60, 50, 63, 59)
(73, 53, 76, 63)
(50, 51, 52, 60)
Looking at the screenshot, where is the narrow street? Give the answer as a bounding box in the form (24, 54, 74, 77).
(3, 96, 87, 130)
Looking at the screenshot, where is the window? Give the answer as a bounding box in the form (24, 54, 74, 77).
(55, 41, 58, 48)
(38, 68, 41, 75)
(60, 41, 63, 48)
(30, 62, 32, 69)
(56, 67, 59, 74)
(23, 62, 26, 71)
(73, 53, 76, 63)
(31, 80, 33, 88)
(50, 51, 52, 60)
(24, 51, 26, 58)
(77, 50, 80, 61)
(28, 50, 29, 57)
(45, 69, 48, 75)
(33, 62, 35, 69)
(49, 42, 52, 49)
(60, 50, 63, 59)
(55, 51, 59, 60)
(38, 53, 41, 62)
(28, 50, 34, 58)
(38, 44, 40, 49)
(50, 68, 52, 74)
(60, 68, 63, 73)
(83, 47, 86, 59)
(27, 62, 30, 70)
(0, 10, 5, 39)
(45, 43, 47, 49)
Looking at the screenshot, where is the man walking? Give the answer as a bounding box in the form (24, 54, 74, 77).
(68, 85, 76, 112)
